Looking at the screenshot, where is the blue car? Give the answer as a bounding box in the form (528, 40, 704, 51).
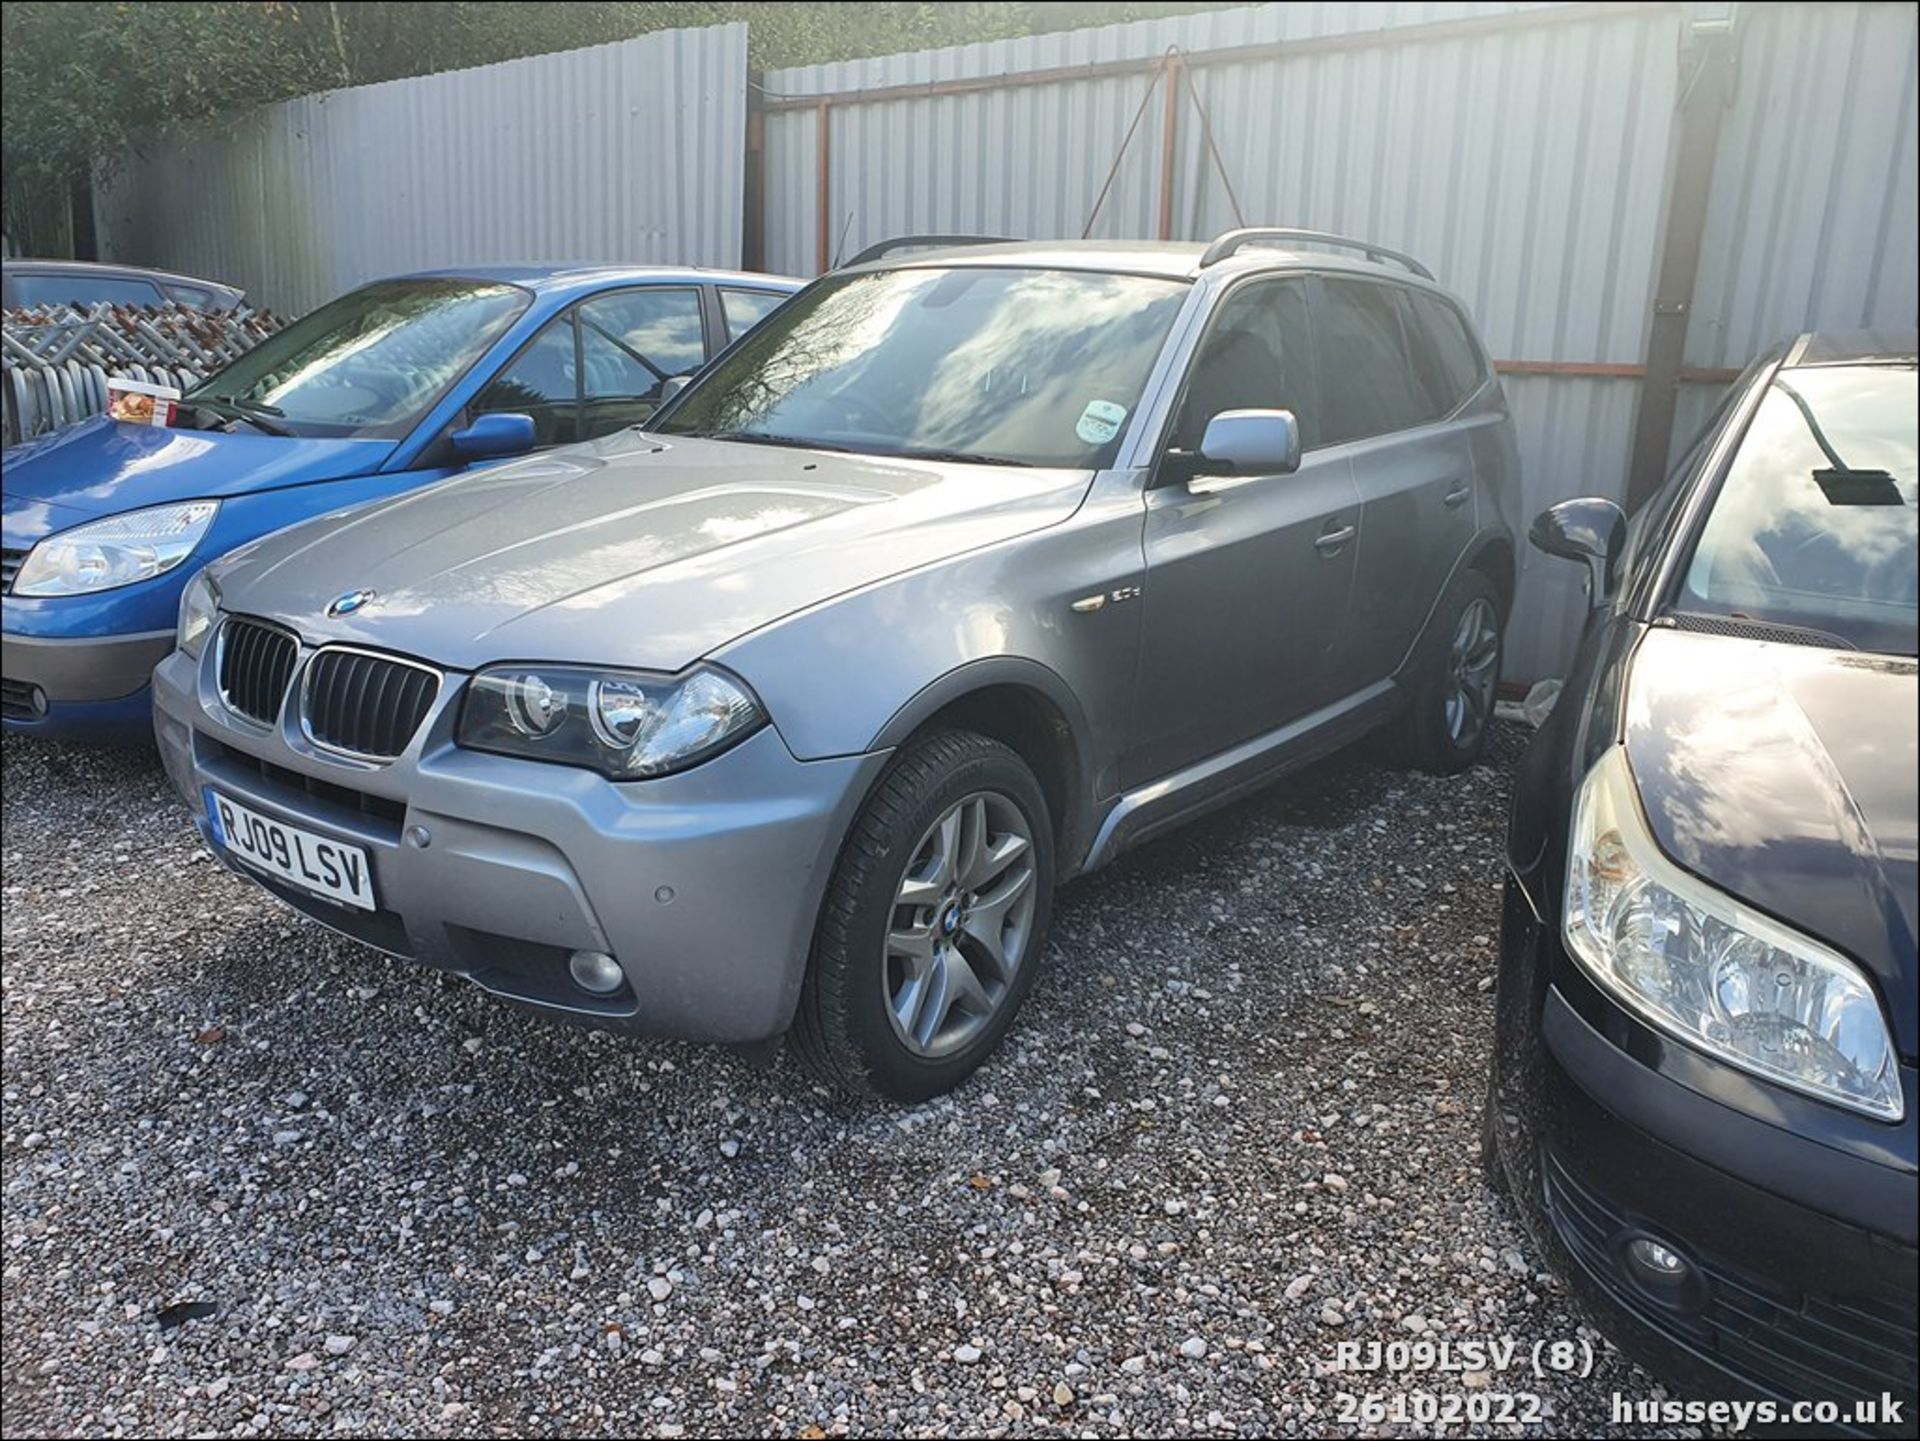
(1, 265, 799, 739)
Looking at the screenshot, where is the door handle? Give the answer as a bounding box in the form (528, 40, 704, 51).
(1443, 481, 1472, 509)
(1314, 523, 1357, 554)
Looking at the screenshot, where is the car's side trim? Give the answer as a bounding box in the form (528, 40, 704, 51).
(1084, 678, 1396, 869)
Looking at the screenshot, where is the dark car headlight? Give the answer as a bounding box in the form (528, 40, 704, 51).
(13, 500, 219, 597)
(457, 663, 766, 779)
(1564, 747, 1902, 1121)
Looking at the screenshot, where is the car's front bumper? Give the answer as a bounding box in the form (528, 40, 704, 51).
(1, 628, 173, 733)
(1491, 874, 1918, 1428)
(152, 643, 886, 1044)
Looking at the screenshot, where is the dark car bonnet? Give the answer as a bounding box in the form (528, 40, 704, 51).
(1624, 625, 1918, 1059)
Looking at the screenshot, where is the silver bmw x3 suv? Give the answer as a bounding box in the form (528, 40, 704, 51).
(154, 230, 1520, 1099)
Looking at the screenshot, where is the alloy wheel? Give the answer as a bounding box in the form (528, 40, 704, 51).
(1444, 596, 1500, 749)
(883, 791, 1037, 1059)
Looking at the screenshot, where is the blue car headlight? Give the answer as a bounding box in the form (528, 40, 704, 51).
(457, 663, 766, 779)
(13, 500, 220, 597)
(1565, 747, 1903, 1121)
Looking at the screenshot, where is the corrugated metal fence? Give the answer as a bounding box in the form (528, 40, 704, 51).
(759, 1, 1918, 681)
(77, 4, 1917, 680)
(93, 23, 749, 318)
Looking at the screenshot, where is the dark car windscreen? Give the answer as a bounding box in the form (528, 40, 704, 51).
(656, 266, 1190, 468)
(1677, 363, 1917, 656)
(188, 278, 530, 439)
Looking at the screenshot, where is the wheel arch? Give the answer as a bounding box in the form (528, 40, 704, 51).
(870, 658, 1094, 873)
(1464, 528, 1517, 621)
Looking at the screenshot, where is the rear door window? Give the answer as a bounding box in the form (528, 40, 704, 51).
(577, 288, 707, 438)
(720, 287, 788, 340)
(1312, 278, 1431, 444)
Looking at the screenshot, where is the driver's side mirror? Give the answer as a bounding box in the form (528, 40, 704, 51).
(1196, 409, 1301, 478)
(450, 411, 536, 461)
(656, 374, 692, 408)
(1530, 497, 1626, 608)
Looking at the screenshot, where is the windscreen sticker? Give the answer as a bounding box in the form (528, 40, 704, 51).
(1076, 399, 1129, 445)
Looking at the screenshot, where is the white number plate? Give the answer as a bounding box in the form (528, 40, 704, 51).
(205, 788, 376, 912)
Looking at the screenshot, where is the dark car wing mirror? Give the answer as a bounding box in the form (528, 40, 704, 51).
(450, 412, 537, 462)
(1531, 496, 1627, 608)
(1187, 409, 1302, 486)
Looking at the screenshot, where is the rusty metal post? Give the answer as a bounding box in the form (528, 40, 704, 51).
(1625, 23, 1736, 508)
(1157, 51, 1181, 240)
(815, 98, 833, 274)
(743, 81, 767, 273)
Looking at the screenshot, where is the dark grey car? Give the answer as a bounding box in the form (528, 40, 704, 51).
(153, 230, 1520, 1099)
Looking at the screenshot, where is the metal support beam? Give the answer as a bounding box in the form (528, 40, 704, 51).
(743, 84, 766, 273)
(1157, 51, 1181, 241)
(1626, 22, 1737, 509)
(815, 99, 833, 274)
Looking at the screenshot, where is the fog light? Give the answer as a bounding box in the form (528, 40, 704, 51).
(30, 685, 50, 717)
(1626, 1238, 1687, 1277)
(568, 949, 625, 995)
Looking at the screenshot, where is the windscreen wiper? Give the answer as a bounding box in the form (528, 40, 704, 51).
(191, 395, 294, 437)
(684, 431, 860, 455)
(886, 448, 1038, 468)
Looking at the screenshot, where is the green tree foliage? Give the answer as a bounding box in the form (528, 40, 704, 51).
(3, 1, 1238, 254)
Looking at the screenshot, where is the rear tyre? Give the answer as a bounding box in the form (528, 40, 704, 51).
(1390, 568, 1503, 775)
(791, 730, 1054, 1102)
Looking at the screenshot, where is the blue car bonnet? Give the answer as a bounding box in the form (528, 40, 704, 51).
(2, 416, 396, 539)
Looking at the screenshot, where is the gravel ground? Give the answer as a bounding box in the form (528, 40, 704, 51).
(2, 724, 1684, 1438)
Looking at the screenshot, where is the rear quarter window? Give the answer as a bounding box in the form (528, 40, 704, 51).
(1404, 290, 1487, 412)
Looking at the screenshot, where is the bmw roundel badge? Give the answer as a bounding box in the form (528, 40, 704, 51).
(327, 589, 376, 619)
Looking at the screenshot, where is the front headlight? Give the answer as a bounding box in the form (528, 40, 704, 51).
(1565, 747, 1903, 1120)
(457, 663, 766, 779)
(12, 500, 220, 597)
(177, 570, 219, 660)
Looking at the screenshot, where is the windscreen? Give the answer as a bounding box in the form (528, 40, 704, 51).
(1678, 363, 1917, 655)
(656, 266, 1190, 468)
(188, 278, 529, 438)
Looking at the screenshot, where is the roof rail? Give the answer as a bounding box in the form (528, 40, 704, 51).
(842, 234, 1021, 267)
(1199, 227, 1434, 281)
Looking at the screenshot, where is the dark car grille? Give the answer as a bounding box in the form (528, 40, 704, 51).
(218, 617, 299, 726)
(1543, 1152, 1918, 1409)
(1, 677, 39, 719)
(1, 547, 27, 594)
(204, 737, 407, 829)
(301, 648, 439, 759)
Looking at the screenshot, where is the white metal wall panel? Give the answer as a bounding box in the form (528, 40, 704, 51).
(762, 3, 1570, 278)
(1690, 2, 1919, 367)
(95, 23, 748, 316)
(760, 1, 1916, 680)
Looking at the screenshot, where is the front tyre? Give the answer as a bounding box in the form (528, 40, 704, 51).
(792, 731, 1054, 1102)
(1391, 569, 1504, 775)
